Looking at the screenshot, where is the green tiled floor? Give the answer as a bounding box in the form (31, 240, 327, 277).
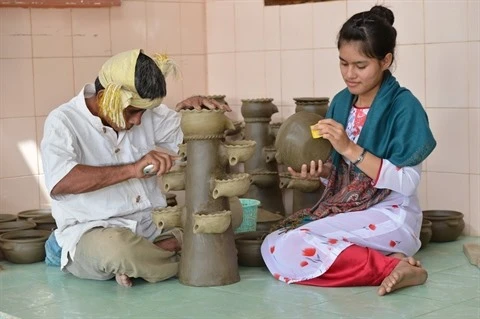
(0, 236, 479, 319)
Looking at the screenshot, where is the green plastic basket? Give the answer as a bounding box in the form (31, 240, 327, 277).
(235, 198, 261, 234)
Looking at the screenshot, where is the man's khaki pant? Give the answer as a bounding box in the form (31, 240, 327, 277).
(65, 227, 181, 283)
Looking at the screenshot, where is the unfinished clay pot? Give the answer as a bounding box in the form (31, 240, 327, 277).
(17, 209, 52, 220)
(0, 221, 36, 234)
(278, 172, 321, 192)
(229, 197, 244, 230)
(0, 214, 16, 223)
(275, 111, 332, 172)
(269, 122, 282, 138)
(27, 215, 56, 232)
(423, 210, 465, 242)
(249, 171, 278, 188)
(420, 219, 432, 249)
(181, 109, 234, 139)
(212, 173, 251, 199)
(178, 143, 187, 159)
(235, 231, 268, 267)
(241, 98, 278, 119)
(193, 211, 232, 234)
(152, 206, 183, 231)
(256, 208, 283, 232)
(263, 146, 277, 163)
(0, 229, 51, 264)
(294, 97, 329, 117)
(221, 140, 256, 166)
(162, 170, 186, 192)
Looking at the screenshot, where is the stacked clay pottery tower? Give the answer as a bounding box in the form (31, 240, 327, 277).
(241, 99, 285, 215)
(276, 97, 331, 213)
(158, 108, 255, 286)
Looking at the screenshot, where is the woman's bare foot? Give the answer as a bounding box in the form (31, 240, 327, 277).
(390, 253, 421, 267)
(115, 274, 132, 287)
(377, 260, 427, 296)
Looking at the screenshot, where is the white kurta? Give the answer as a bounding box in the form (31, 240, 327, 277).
(261, 106, 423, 284)
(41, 84, 183, 269)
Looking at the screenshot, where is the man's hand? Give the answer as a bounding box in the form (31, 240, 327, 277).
(175, 96, 231, 112)
(133, 150, 179, 178)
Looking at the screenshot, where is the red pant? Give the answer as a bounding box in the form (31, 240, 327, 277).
(297, 245, 400, 287)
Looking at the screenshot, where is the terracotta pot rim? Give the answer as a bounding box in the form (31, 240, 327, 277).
(0, 229, 51, 242)
(422, 210, 464, 220)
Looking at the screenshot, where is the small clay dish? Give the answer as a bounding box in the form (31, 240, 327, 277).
(235, 231, 268, 267)
(419, 219, 432, 249)
(27, 215, 56, 232)
(0, 220, 36, 235)
(17, 209, 52, 220)
(0, 229, 51, 263)
(422, 210, 465, 242)
(0, 214, 17, 223)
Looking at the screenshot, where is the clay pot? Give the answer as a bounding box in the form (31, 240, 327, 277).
(262, 146, 277, 163)
(193, 211, 232, 234)
(17, 209, 52, 220)
(423, 210, 465, 242)
(235, 231, 268, 267)
(0, 220, 36, 235)
(178, 143, 187, 159)
(212, 173, 251, 199)
(152, 206, 183, 231)
(256, 208, 283, 232)
(274, 111, 332, 172)
(419, 219, 432, 249)
(278, 172, 321, 192)
(249, 171, 278, 188)
(269, 122, 282, 138)
(27, 215, 56, 232)
(162, 170, 186, 192)
(0, 229, 51, 264)
(294, 97, 329, 117)
(181, 109, 234, 139)
(229, 197, 244, 231)
(241, 98, 278, 119)
(221, 140, 257, 166)
(0, 214, 17, 223)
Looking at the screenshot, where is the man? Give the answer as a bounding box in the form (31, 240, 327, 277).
(41, 49, 230, 287)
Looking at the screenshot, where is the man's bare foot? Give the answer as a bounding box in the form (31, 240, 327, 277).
(390, 253, 421, 267)
(377, 260, 427, 296)
(155, 237, 181, 252)
(115, 274, 132, 287)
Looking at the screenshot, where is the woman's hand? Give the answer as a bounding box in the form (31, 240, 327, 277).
(313, 119, 355, 156)
(133, 150, 179, 178)
(175, 96, 231, 112)
(287, 160, 332, 180)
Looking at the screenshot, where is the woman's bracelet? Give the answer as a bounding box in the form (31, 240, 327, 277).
(352, 148, 367, 166)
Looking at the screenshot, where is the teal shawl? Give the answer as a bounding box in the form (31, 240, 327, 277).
(327, 70, 436, 169)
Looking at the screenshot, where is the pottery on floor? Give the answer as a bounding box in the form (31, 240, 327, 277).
(419, 219, 432, 249)
(0, 229, 51, 264)
(256, 208, 283, 232)
(27, 215, 56, 232)
(235, 231, 268, 267)
(422, 210, 465, 242)
(0, 220, 37, 235)
(17, 209, 52, 220)
(0, 214, 17, 223)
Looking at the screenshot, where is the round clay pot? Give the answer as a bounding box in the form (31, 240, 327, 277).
(0, 229, 51, 264)
(0, 214, 17, 223)
(293, 97, 329, 117)
(0, 220, 36, 235)
(256, 208, 283, 232)
(275, 111, 332, 171)
(17, 208, 52, 220)
(180, 109, 234, 139)
(27, 215, 56, 231)
(235, 231, 268, 267)
(419, 219, 432, 249)
(422, 210, 465, 242)
(241, 98, 279, 119)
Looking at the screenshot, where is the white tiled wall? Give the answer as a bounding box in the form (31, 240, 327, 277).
(1, 0, 479, 236)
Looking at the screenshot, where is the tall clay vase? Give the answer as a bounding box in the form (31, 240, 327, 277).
(241, 98, 285, 215)
(178, 109, 240, 287)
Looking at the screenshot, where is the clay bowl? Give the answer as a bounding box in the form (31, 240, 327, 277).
(0, 229, 51, 263)
(0, 214, 17, 223)
(27, 215, 56, 232)
(0, 220, 36, 235)
(419, 219, 432, 249)
(17, 208, 52, 220)
(422, 210, 465, 242)
(256, 208, 283, 232)
(235, 231, 268, 267)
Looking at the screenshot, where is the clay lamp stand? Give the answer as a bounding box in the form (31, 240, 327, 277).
(241, 98, 285, 215)
(175, 109, 255, 287)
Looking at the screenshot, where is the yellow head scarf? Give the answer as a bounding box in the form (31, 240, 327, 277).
(97, 49, 179, 129)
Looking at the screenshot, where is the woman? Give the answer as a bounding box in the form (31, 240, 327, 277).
(261, 5, 436, 296)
